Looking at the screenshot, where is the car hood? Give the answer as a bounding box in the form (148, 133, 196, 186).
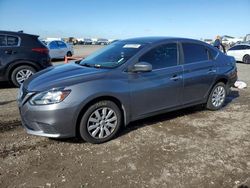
(24, 63, 109, 91)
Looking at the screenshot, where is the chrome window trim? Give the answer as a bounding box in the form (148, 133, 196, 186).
(0, 34, 21, 47)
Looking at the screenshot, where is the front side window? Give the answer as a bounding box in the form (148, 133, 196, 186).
(57, 41, 67, 48)
(80, 42, 144, 68)
(0, 35, 6, 46)
(49, 41, 58, 49)
(228, 45, 244, 51)
(7, 36, 19, 46)
(139, 43, 178, 69)
(182, 43, 209, 64)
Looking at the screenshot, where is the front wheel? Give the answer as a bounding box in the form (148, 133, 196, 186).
(11, 65, 36, 87)
(66, 51, 72, 57)
(206, 82, 226, 110)
(243, 54, 250, 64)
(79, 100, 122, 144)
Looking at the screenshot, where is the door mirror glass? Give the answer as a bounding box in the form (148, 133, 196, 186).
(132, 62, 152, 72)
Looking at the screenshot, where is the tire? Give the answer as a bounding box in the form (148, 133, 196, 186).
(10, 65, 36, 87)
(66, 51, 72, 57)
(206, 82, 226, 110)
(79, 100, 122, 144)
(243, 54, 250, 64)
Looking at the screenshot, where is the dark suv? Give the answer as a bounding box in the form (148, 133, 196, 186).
(0, 31, 52, 87)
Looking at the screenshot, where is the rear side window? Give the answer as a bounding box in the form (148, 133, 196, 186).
(57, 41, 67, 48)
(208, 48, 218, 59)
(7, 36, 19, 46)
(139, 43, 178, 69)
(49, 41, 58, 49)
(0, 35, 7, 46)
(182, 43, 209, 64)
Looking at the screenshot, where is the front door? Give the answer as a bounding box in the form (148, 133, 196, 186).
(129, 43, 183, 119)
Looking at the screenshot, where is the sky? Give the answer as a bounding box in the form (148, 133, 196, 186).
(0, 0, 249, 39)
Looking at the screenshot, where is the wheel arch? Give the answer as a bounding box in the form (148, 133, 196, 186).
(206, 76, 229, 102)
(6, 60, 40, 80)
(75, 95, 127, 137)
(242, 54, 250, 63)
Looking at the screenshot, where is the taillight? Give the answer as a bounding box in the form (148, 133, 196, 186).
(32, 48, 49, 54)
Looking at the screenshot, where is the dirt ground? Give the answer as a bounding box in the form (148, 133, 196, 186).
(0, 46, 250, 188)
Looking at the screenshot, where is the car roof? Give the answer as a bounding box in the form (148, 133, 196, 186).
(234, 43, 250, 46)
(121, 36, 203, 44)
(0, 30, 38, 38)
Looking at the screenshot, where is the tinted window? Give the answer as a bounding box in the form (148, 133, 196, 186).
(7, 36, 19, 46)
(49, 41, 58, 49)
(228, 45, 244, 51)
(0, 35, 6, 46)
(57, 41, 67, 48)
(139, 43, 178, 69)
(182, 43, 209, 64)
(208, 48, 218, 59)
(245, 45, 250, 50)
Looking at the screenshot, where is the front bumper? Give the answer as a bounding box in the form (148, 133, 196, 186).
(18, 97, 78, 138)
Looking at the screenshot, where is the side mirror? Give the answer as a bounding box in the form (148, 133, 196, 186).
(132, 62, 152, 72)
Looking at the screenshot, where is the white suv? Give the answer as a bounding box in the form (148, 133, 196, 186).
(227, 44, 250, 64)
(43, 40, 74, 59)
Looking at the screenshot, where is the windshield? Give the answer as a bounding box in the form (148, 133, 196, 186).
(80, 42, 145, 68)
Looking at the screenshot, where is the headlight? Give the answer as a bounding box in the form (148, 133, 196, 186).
(30, 88, 71, 105)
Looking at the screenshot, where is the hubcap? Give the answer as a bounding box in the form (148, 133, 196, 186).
(16, 69, 34, 84)
(87, 107, 117, 139)
(211, 86, 226, 107)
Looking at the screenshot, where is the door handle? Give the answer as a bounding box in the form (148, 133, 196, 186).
(170, 75, 182, 81)
(4, 50, 16, 54)
(207, 69, 216, 74)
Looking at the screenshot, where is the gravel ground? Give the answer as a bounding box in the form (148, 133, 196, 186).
(0, 46, 250, 188)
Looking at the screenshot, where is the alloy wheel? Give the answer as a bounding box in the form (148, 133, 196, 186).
(211, 86, 226, 107)
(87, 107, 118, 139)
(16, 69, 34, 84)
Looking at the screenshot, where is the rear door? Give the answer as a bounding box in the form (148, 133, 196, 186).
(56, 41, 67, 57)
(0, 34, 20, 78)
(0, 34, 7, 77)
(181, 42, 216, 104)
(129, 42, 183, 118)
(48, 41, 60, 58)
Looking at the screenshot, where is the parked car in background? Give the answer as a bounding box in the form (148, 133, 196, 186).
(43, 40, 74, 59)
(83, 38, 93, 45)
(203, 39, 213, 45)
(96, 38, 109, 45)
(18, 37, 237, 144)
(0, 30, 51, 87)
(244, 34, 250, 42)
(227, 44, 250, 64)
(222, 35, 243, 46)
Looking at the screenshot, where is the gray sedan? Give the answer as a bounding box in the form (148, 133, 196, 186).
(18, 37, 237, 144)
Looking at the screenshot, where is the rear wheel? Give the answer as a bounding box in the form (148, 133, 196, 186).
(11, 65, 36, 87)
(66, 51, 72, 57)
(206, 82, 226, 110)
(243, 54, 250, 64)
(79, 100, 122, 144)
